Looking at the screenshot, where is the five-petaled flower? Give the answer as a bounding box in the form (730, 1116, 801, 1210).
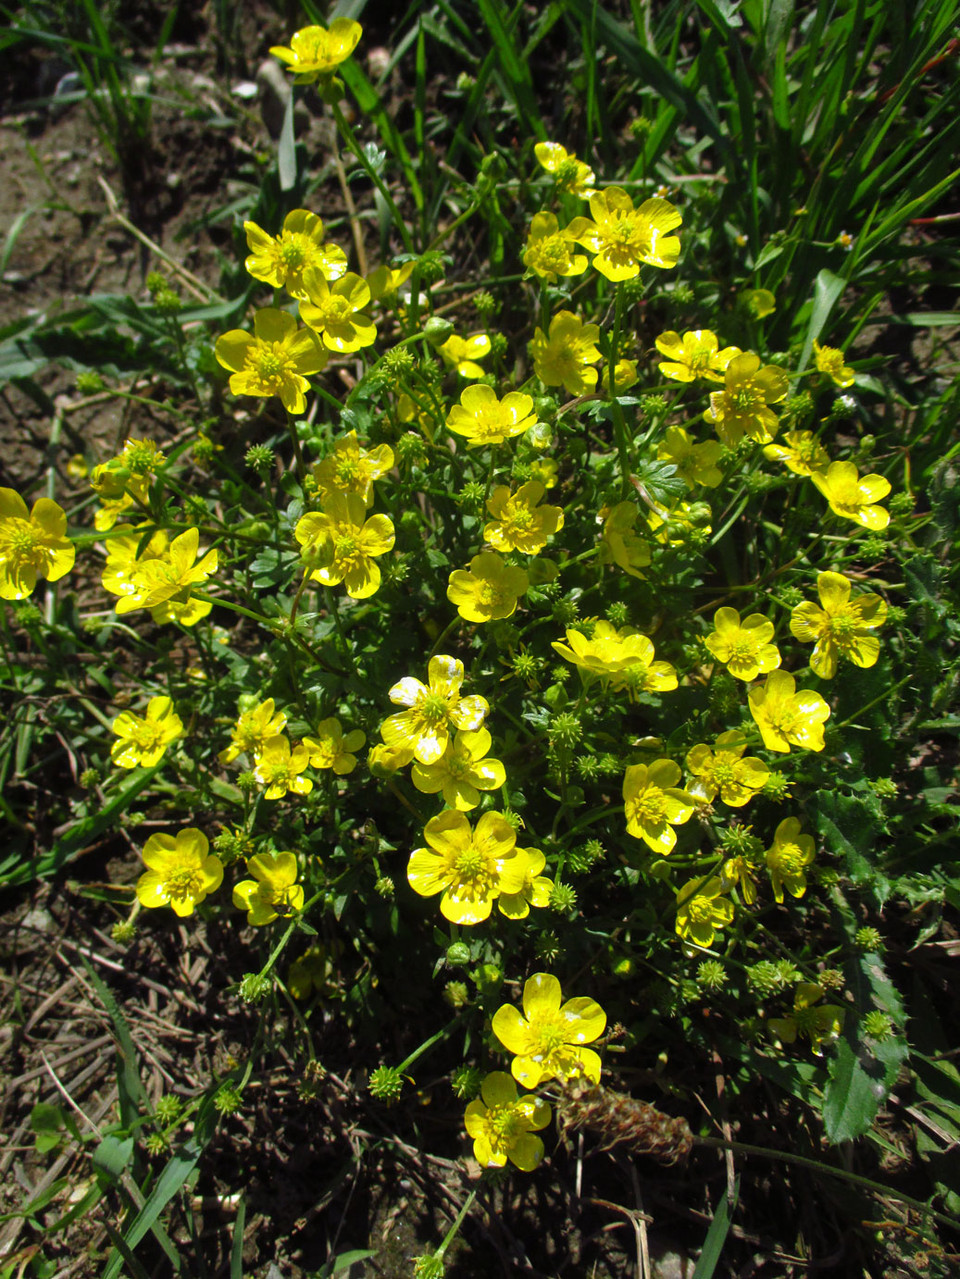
(531, 310, 602, 397)
(789, 571, 887, 679)
(810, 461, 891, 530)
(269, 19, 362, 84)
(233, 852, 304, 925)
(102, 527, 210, 628)
(704, 352, 789, 447)
(767, 982, 845, 1055)
(534, 142, 596, 197)
(491, 972, 606, 1088)
(552, 623, 677, 699)
(765, 816, 816, 902)
(438, 333, 491, 379)
(813, 341, 855, 388)
(300, 271, 377, 353)
(522, 212, 589, 283)
(703, 607, 781, 682)
(623, 759, 695, 854)
(244, 210, 346, 298)
(303, 717, 366, 775)
(447, 551, 528, 623)
(675, 876, 735, 948)
(464, 1071, 551, 1171)
(252, 735, 314, 799)
(107, 527, 218, 621)
(657, 426, 724, 489)
(110, 695, 183, 770)
(410, 727, 506, 811)
(484, 482, 564, 555)
(763, 429, 830, 477)
(219, 698, 287, 765)
(381, 654, 489, 766)
(136, 828, 223, 917)
(685, 732, 770, 808)
(216, 308, 326, 415)
(748, 670, 830, 753)
(311, 431, 395, 508)
(445, 385, 537, 448)
(407, 809, 525, 924)
(576, 187, 682, 280)
(0, 488, 75, 601)
(655, 329, 740, 382)
(295, 492, 395, 599)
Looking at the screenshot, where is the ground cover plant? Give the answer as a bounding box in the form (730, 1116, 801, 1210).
(1, 1, 960, 1275)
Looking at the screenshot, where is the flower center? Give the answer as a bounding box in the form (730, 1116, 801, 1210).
(253, 346, 286, 382)
(631, 788, 667, 825)
(728, 634, 758, 661)
(334, 533, 360, 566)
(165, 867, 203, 905)
(4, 519, 42, 560)
(507, 506, 534, 531)
(418, 690, 452, 727)
(829, 611, 857, 642)
(279, 233, 310, 270)
(772, 841, 805, 875)
(488, 1104, 524, 1146)
(713, 762, 736, 786)
(687, 896, 715, 924)
(334, 455, 361, 485)
(130, 721, 165, 752)
(478, 582, 504, 608)
(731, 384, 759, 412)
(320, 295, 351, 323)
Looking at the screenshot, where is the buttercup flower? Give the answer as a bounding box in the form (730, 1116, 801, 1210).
(445, 385, 537, 448)
(216, 308, 326, 414)
(552, 623, 677, 698)
(311, 431, 395, 508)
(269, 19, 362, 84)
(497, 847, 554, 919)
(813, 341, 855, 388)
(410, 727, 505, 810)
(704, 352, 789, 446)
(109, 527, 217, 620)
(655, 329, 740, 382)
(295, 492, 395, 599)
(367, 741, 415, 775)
(407, 809, 525, 924)
(768, 983, 845, 1055)
(531, 311, 601, 396)
(447, 552, 528, 623)
(302, 718, 366, 775)
(703, 607, 781, 682)
(601, 358, 639, 396)
(491, 972, 606, 1087)
(438, 333, 491, 379)
(685, 732, 770, 807)
(484, 482, 564, 555)
(366, 260, 415, 302)
(576, 187, 682, 280)
(90, 439, 164, 532)
(93, 476, 150, 533)
(382, 654, 489, 765)
(110, 695, 183, 769)
(646, 498, 712, 546)
(748, 671, 830, 753)
(233, 852, 304, 925)
(0, 488, 75, 600)
(657, 426, 723, 489)
(464, 1071, 551, 1170)
(220, 698, 287, 765)
(534, 142, 595, 196)
(244, 210, 346, 298)
(789, 571, 887, 678)
(810, 461, 891, 530)
(136, 828, 223, 917)
(252, 735, 314, 799)
(765, 816, 816, 902)
(763, 429, 830, 477)
(597, 502, 652, 578)
(300, 271, 377, 353)
(529, 457, 559, 489)
(675, 877, 735, 948)
(623, 759, 695, 854)
(522, 212, 589, 283)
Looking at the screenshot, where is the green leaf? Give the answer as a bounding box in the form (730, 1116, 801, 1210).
(797, 268, 845, 374)
(92, 1134, 135, 1185)
(278, 88, 296, 192)
(692, 1176, 739, 1279)
(823, 1037, 886, 1142)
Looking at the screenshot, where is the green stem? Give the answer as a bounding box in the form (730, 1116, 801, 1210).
(436, 1189, 478, 1261)
(608, 288, 631, 498)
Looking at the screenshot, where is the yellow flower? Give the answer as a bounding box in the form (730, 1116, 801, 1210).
(447, 551, 528, 623)
(295, 492, 395, 599)
(311, 431, 395, 508)
(703, 607, 781, 682)
(464, 1071, 551, 1171)
(552, 623, 677, 698)
(93, 476, 150, 533)
(244, 210, 346, 298)
(269, 19, 362, 84)
(810, 461, 890, 530)
(576, 187, 682, 281)
(110, 695, 183, 770)
(136, 828, 222, 917)
(0, 488, 74, 600)
(623, 759, 695, 854)
(303, 717, 366, 775)
(601, 358, 639, 396)
(533, 142, 596, 197)
(763, 429, 830, 477)
(721, 854, 758, 906)
(66, 454, 88, 481)
(381, 654, 489, 766)
(765, 816, 815, 902)
(90, 439, 164, 533)
(742, 287, 776, 318)
(768, 983, 844, 1055)
(813, 340, 855, 388)
(219, 698, 287, 765)
(288, 943, 338, 1000)
(252, 735, 314, 799)
(406, 809, 525, 925)
(300, 271, 377, 353)
(438, 333, 491, 379)
(368, 741, 415, 775)
(232, 852, 304, 925)
(704, 352, 789, 446)
(597, 502, 652, 578)
(529, 457, 559, 489)
(484, 481, 564, 555)
(216, 308, 326, 414)
(109, 527, 217, 620)
(657, 426, 723, 489)
(685, 732, 770, 807)
(522, 212, 589, 283)
(675, 877, 735, 948)
(748, 670, 830, 754)
(445, 384, 537, 448)
(497, 847, 553, 919)
(655, 329, 740, 382)
(491, 972, 606, 1087)
(789, 571, 887, 679)
(410, 727, 505, 811)
(531, 310, 601, 396)
(645, 498, 712, 546)
(366, 260, 415, 302)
